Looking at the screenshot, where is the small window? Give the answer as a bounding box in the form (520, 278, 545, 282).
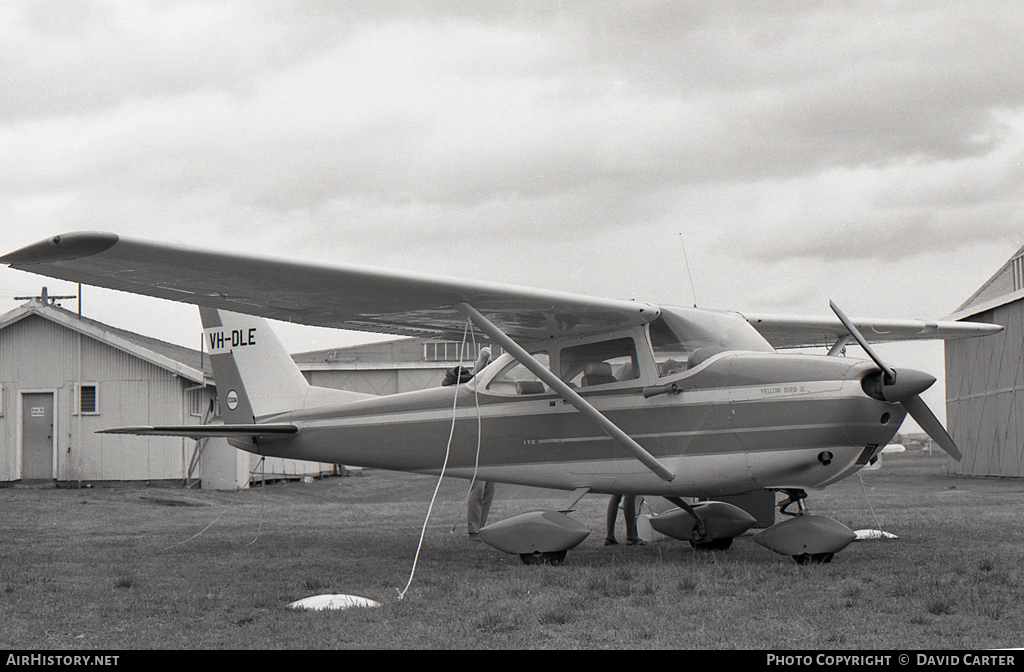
(79, 384, 98, 415)
(424, 340, 478, 362)
(486, 353, 551, 395)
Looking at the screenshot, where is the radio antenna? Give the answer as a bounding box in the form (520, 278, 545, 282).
(679, 233, 697, 308)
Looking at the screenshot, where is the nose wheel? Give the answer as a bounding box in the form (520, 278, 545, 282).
(753, 489, 856, 563)
(519, 551, 567, 565)
(690, 536, 734, 551)
(781, 490, 830, 563)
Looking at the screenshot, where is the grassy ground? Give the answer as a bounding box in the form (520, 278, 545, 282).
(1, 453, 1022, 649)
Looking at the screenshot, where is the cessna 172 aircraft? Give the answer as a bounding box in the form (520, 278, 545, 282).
(0, 232, 1002, 564)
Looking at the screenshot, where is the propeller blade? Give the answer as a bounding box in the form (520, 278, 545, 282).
(829, 302, 960, 461)
(829, 301, 896, 383)
(901, 394, 962, 461)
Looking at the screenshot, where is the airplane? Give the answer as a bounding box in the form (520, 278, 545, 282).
(0, 232, 1002, 564)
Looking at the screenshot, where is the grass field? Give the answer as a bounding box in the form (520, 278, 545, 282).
(2, 452, 1023, 650)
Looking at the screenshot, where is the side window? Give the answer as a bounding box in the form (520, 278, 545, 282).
(559, 337, 639, 388)
(485, 353, 551, 395)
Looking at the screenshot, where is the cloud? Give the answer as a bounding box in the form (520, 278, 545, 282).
(709, 106, 1024, 267)
(3, 0, 1024, 351)
(0, 0, 371, 121)
(5, 2, 1015, 202)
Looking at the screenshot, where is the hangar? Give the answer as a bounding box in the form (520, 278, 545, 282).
(947, 244, 1024, 478)
(293, 338, 490, 394)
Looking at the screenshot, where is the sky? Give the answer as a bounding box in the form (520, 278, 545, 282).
(2, 1, 1024, 427)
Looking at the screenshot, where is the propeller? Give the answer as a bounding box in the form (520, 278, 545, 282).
(829, 301, 962, 461)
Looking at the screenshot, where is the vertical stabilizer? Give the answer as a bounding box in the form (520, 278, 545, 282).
(200, 307, 311, 422)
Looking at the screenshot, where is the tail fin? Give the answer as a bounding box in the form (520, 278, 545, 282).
(200, 307, 313, 422)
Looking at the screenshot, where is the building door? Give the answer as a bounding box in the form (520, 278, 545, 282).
(22, 392, 55, 480)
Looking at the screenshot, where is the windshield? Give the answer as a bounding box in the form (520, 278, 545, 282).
(650, 307, 774, 377)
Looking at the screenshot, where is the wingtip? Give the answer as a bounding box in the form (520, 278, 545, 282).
(0, 232, 119, 266)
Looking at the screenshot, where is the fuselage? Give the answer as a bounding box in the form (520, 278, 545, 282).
(239, 349, 904, 498)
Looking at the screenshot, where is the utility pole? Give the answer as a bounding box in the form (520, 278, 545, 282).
(15, 286, 78, 307)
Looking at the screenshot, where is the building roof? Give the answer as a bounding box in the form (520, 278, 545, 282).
(1, 296, 484, 381)
(949, 243, 1024, 321)
(0, 299, 210, 384)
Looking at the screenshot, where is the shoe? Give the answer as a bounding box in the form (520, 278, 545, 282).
(468, 533, 481, 542)
(626, 539, 644, 546)
(604, 537, 618, 546)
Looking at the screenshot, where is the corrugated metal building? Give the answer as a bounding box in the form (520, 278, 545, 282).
(0, 295, 333, 487)
(0, 297, 213, 483)
(946, 244, 1024, 478)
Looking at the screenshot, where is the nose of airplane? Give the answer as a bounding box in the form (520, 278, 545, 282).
(861, 367, 936, 403)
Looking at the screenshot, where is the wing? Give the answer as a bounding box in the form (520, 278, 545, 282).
(2, 232, 1001, 347)
(742, 311, 1002, 350)
(0, 232, 657, 342)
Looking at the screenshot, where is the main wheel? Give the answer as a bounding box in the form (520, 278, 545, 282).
(793, 552, 834, 565)
(689, 536, 734, 551)
(519, 551, 567, 566)
(689, 521, 708, 544)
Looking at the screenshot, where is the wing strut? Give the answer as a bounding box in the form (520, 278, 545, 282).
(455, 302, 676, 483)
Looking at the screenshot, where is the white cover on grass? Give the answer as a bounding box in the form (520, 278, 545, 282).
(288, 594, 381, 611)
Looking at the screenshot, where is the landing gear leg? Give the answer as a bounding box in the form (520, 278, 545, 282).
(778, 489, 808, 517)
(665, 496, 708, 542)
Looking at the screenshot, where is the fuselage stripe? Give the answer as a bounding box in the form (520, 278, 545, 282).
(293, 382, 849, 430)
(535, 422, 866, 444)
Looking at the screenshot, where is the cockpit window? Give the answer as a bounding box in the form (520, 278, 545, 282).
(650, 308, 774, 377)
(559, 337, 639, 387)
(485, 353, 551, 395)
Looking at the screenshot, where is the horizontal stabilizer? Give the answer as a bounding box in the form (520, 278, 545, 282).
(98, 424, 299, 439)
